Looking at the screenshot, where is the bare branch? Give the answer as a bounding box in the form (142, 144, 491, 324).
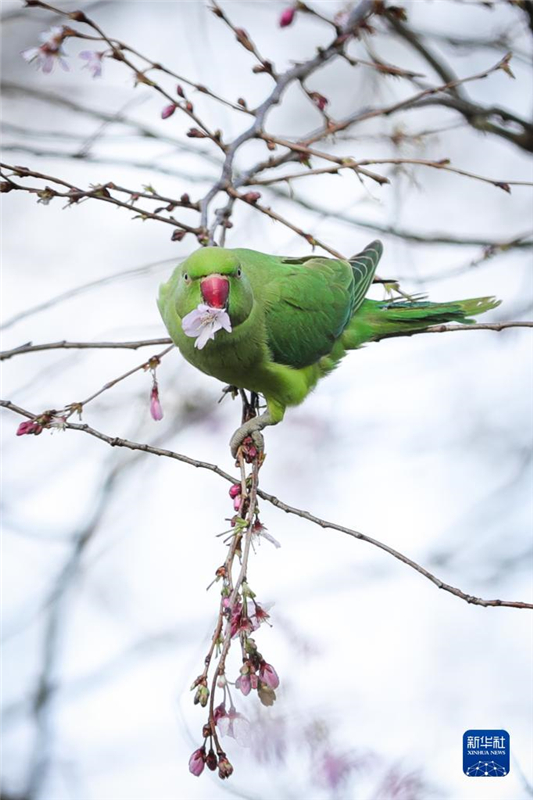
(0, 162, 201, 237)
(0, 338, 173, 360)
(2, 400, 531, 611)
(245, 158, 533, 191)
(387, 13, 533, 152)
(2, 321, 531, 363)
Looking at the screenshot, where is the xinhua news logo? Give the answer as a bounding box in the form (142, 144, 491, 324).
(463, 730, 510, 777)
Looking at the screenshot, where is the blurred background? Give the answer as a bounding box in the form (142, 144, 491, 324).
(1, 1, 532, 799)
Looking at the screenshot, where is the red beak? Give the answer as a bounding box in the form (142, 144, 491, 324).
(200, 274, 229, 308)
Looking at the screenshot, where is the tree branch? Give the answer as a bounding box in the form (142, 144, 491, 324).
(2, 400, 531, 610)
(0, 338, 173, 360)
(3, 321, 531, 362)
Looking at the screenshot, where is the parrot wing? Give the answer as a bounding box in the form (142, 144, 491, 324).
(264, 241, 382, 369)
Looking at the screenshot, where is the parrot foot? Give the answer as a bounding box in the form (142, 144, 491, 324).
(230, 412, 272, 459)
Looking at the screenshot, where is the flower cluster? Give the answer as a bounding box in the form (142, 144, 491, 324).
(188, 479, 281, 780)
(16, 411, 66, 437)
(235, 639, 279, 707)
(22, 26, 105, 78)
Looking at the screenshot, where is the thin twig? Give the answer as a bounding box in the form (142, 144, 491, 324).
(0, 338, 173, 360)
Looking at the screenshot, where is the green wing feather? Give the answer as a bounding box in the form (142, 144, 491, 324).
(263, 240, 382, 368)
(348, 239, 383, 313)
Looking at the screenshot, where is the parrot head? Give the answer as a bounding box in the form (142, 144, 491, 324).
(174, 247, 254, 327)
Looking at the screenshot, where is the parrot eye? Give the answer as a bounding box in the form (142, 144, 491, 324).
(236, 267, 242, 278)
(183, 272, 190, 283)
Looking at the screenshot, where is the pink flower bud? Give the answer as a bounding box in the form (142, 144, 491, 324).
(161, 103, 177, 119)
(206, 748, 218, 771)
(229, 483, 241, 499)
(214, 703, 227, 723)
(187, 127, 208, 138)
(16, 420, 43, 436)
(279, 7, 296, 27)
(233, 495, 242, 512)
(188, 747, 206, 776)
(177, 84, 185, 97)
(241, 191, 261, 204)
(310, 92, 329, 111)
(235, 673, 251, 696)
(150, 385, 164, 421)
(260, 662, 280, 689)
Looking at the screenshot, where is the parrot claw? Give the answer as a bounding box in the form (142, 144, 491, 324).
(230, 423, 264, 460)
(218, 384, 239, 404)
(230, 410, 275, 459)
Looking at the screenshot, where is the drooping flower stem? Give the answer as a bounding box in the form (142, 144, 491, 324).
(189, 395, 279, 778)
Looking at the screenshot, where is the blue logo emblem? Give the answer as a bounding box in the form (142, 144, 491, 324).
(463, 730, 509, 777)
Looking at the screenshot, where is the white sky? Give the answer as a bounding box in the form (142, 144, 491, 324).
(2, 2, 533, 799)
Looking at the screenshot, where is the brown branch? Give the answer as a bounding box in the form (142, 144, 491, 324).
(3, 322, 531, 363)
(365, 320, 533, 348)
(387, 13, 533, 152)
(72, 344, 175, 416)
(0, 162, 201, 236)
(227, 188, 345, 258)
(0, 338, 173, 360)
(260, 134, 390, 185)
(24, 0, 228, 150)
(416, 321, 533, 335)
(211, 1, 276, 80)
(298, 53, 524, 146)
(245, 158, 533, 191)
(2, 400, 532, 610)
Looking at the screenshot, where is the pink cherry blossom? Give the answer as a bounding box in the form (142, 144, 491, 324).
(217, 706, 251, 746)
(79, 50, 104, 78)
(182, 303, 232, 350)
(213, 702, 226, 723)
(252, 520, 281, 548)
(22, 26, 70, 73)
(230, 602, 254, 638)
(248, 599, 273, 629)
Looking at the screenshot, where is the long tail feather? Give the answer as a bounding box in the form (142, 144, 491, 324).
(343, 295, 501, 349)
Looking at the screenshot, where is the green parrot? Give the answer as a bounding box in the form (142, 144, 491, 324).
(158, 241, 499, 456)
